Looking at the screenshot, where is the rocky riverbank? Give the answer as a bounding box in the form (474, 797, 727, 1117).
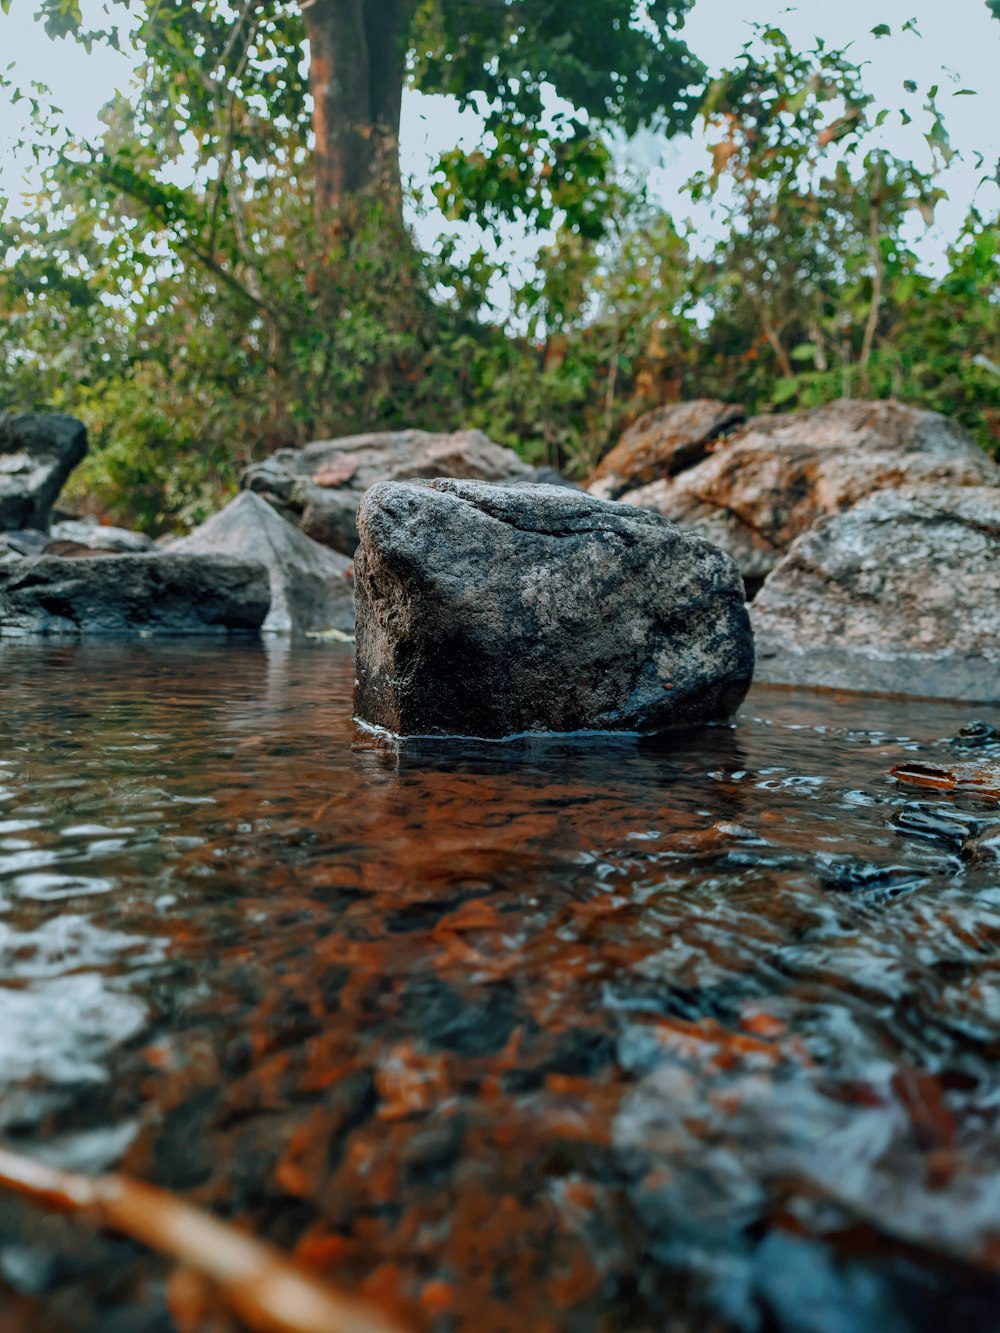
(1, 397, 997, 715)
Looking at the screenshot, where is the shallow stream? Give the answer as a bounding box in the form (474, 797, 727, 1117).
(0, 641, 998, 1331)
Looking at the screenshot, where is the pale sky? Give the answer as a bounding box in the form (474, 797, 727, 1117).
(1, 0, 998, 284)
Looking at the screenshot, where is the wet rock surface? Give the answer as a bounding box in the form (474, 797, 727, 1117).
(0, 413, 88, 533)
(166, 490, 354, 636)
(0, 553, 270, 637)
(242, 427, 557, 556)
(589, 398, 745, 501)
(619, 399, 999, 584)
(0, 649, 999, 1331)
(353, 479, 754, 738)
(751, 486, 1000, 702)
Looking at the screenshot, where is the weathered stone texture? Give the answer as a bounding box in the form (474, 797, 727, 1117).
(353, 479, 754, 739)
(752, 486, 1000, 701)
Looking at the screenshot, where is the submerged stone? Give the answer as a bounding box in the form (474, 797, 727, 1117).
(0, 553, 270, 637)
(353, 479, 754, 739)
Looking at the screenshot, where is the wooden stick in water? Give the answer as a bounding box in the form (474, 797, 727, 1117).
(0, 1146, 408, 1333)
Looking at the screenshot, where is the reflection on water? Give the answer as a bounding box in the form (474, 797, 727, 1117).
(0, 640, 999, 1330)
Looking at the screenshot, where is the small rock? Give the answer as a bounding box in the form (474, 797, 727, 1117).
(752, 486, 1000, 702)
(166, 491, 353, 636)
(243, 427, 566, 556)
(353, 479, 754, 739)
(0, 530, 49, 559)
(588, 399, 744, 501)
(890, 760, 1000, 801)
(0, 413, 88, 533)
(47, 517, 154, 554)
(950, 721, 1000, 751)
(0, 554, 269, 637)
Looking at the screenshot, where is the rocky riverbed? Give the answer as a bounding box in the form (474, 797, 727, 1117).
(0, 641, 998, 1332)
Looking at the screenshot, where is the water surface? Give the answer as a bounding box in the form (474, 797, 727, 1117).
(0, 641, 998, 1331)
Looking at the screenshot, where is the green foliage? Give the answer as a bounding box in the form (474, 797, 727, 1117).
(415, 0, 705, 233)
(0, 10, 996, 533)
(686, 26, 952, 397)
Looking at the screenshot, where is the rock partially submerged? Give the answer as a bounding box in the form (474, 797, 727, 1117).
(167, 491, 354, 636)
(353, 479, 754, 739)
(619, 400, 999, 586)
(0, 554, 270, 638)
(0, 412, 88, 532)
(752, 486, 1000, 702)
(243, 427, 560, 556)
(589, 399, 744, 501)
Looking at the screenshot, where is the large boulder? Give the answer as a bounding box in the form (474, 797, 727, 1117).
(243, 427, 559, 556)
(0, 554, 270, 637)
(353, 479, 754, 739)
(167, 490, 354, 636)
(751, 486, 1000, 702)
(589, 399, 745, 501)
(0, 412, 88, 532)
(619, 400, 1000, 587)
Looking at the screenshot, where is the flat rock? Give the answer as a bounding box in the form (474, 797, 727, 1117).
(47, 516, 154, 554)
(620, 400, 999, 586)
(167, 491, 354, 636)
(0, 530, 49, 562)
(353, 479, 754, 739)
(588, 399, 744, 501)
(0, 413, 88, 532)
(243, 427, 561, 556)
(752, 486, 1000, 702)
(0, 554, 270, 637)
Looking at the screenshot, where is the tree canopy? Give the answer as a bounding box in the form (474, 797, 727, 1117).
(0, 7, 996, 532)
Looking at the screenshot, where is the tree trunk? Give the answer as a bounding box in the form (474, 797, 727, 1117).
(299, 0, 416, 241)
(859, 162, 885, 396)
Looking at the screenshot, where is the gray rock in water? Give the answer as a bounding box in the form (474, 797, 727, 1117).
(167, 491, 354, 636)
(0, 554, 270, 637)
(243, 427, 565, 556)
(0, 412, 88, 533)
(353, 479, 754, 739)
(47, 516, 154, 553)
(752, 486, 1000, 702)
(619, 399, 999, 586)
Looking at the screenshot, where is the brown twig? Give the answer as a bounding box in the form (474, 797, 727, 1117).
(0, 1146, 408, 1333)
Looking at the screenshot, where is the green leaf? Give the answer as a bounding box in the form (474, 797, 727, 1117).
(771, 377, 800, 404)
(953, 89, 977, 97)
(871, 23, 891, 37)
(903, 80, 918, 94)
(791, 343, 817, 362)
(0, 0, 11, 14)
